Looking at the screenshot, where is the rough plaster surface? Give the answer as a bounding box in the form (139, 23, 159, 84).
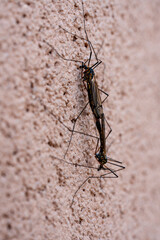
(0, 0, 160, 239)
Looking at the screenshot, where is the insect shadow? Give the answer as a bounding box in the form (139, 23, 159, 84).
(43, 0, 125, 207)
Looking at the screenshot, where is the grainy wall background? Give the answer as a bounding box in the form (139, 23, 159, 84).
(0, 0, 160, 239)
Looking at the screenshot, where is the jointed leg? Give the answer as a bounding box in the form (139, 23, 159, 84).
(59, 116, 98, 140)
(64, 102, 89, 158)
(81, 0, 98, 64)
(43, 39, 83, 64)
(94, 136, 100, 155)
(107, 159, 125, 170)
(104, 116, 112, 141)
(70, 166, 121, 207)
(58, 25, 93, 67)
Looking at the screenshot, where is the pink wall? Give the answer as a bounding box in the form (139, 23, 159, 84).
(0, 0, 160, 239)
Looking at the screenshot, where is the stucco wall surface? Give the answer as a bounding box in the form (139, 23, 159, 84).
(0, 0, 160, 239)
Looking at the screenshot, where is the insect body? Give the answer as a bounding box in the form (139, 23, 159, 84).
(96, 113, 110, 170)
(80, 63, 111, 167)
(80, 64, 103, 131)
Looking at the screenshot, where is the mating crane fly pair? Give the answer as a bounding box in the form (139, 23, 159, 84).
(43, 0, 125, 206)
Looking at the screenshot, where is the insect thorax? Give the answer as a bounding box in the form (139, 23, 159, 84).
(96, 152, 107, 166)
(83, 66, 94, 82)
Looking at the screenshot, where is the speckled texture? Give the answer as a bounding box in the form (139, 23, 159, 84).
(0, 0, 160, 239)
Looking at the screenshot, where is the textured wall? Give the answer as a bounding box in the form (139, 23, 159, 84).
(0, 0, 160, 239)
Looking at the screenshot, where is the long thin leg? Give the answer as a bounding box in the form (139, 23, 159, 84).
(106, 142, 125, 166)
(71, 174, 116, 207)
(101, 62, 106, 82)
(59, 25, 93, 61)
(100, 90, 109, 106)
(81, 0, 98, 63)
(58, 113, 98, 139)
(91, 60, 102, 69)
(39, 90, 111, 163)
(50, 153, 124, 172)
(95, 38, 107, 86)
(43, 39, 83, 64)
(99, 88, 109, 98)
(64, 101, 89, 158)
(59, 25, 89, 43)
(96, 88, 112, 142)
(59, 1, 101, 68)
(70, 167, 122, 207)
(107, 161, 125, 170)
(96, 40, 104, 56)
(45, 1, 102, 68)
(50, 155, 99, 170)
(62, 87, 110, 156)
(81, 0, 93, 66)
(94, 137, 100, 155)
(38, 84, 108, 157)
(37, 96, 99, 149)
(106, 140, 115, 155)
(61, 87, 110, 142)
(100, 167, 124, 178)
(103, 115, 112, 141)
(58, 25, 93, 67)
(107, 158, 123, 164)
(101, 166, 118, 177)
(63, 87, 111, 158)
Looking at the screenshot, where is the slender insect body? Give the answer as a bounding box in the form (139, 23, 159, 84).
(80, 64, 111, 171)
(96, 113, 108, 170)
(87, 78, 103, 120)
(81, 65, 103, 124)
